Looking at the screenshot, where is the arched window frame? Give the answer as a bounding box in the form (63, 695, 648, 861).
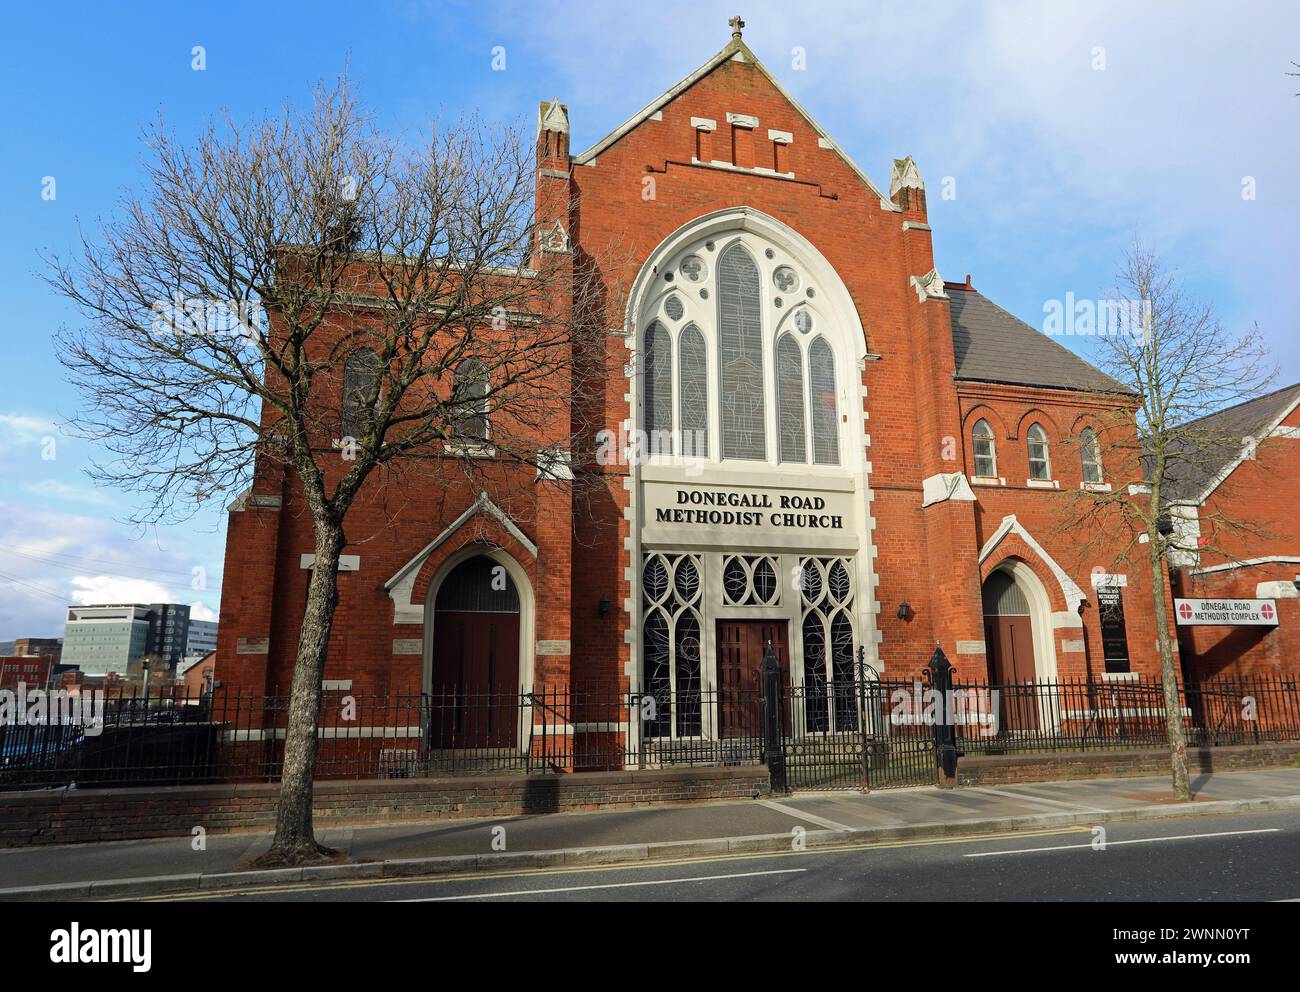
(642, 320, 674, 455)
(972, 418, 997, 478)
(634, 230, 849, 471)
(341, 347, 380, 439)
(1079, 427, 1104, 484)
(1027, 423, 1052, 481)
(450, 358, 490, 445)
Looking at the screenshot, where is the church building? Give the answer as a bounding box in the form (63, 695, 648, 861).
(216, 18, 1178, 729)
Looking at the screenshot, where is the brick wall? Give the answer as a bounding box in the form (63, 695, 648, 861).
(0, 766, 770, 848)
(1174, 402, 1300, 679)
(957, 743, 1300, 787)
(215, 36, 1186, 705)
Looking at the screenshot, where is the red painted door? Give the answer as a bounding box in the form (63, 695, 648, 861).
(985, 616, 1038, 732)
(429, 611, 520, 748)
(716, 620, 788, 738)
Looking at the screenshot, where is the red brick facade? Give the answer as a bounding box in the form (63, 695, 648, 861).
(1172, 394, 1300, 678)
(216, 29, 1187, 722)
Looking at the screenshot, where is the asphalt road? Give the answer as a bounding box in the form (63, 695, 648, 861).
(141, 808, 1300, 902)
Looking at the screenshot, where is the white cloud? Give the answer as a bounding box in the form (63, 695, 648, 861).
(68, 575, 176, 606)
(0, 501, 224, 640)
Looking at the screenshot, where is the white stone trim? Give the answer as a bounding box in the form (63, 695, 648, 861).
(536, 640, 571, 656)
(767, 129, 793, 144)
(322, 679, 352, 690)
(1192, 555, 1300, 576)
(383, 493, 537, 625)
(690, 116, 717, 132)
(725, 112, 758, 128)
(921, 472, 976, 508)
(979, 514, 1087, 612)
(1091, 573, 1128, 588)
(1256, 581, 1300, 599)
(909, 268, 947, 303)
(1025, 479, 1059, 489)
(1272, 425, 1300, 439)
(955, 640, 986, 655)
(901, 220, 931, 232)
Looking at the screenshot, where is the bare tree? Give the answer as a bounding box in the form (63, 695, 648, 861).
(44, 76, 619, 864)
(1052, 239, 1274, 801)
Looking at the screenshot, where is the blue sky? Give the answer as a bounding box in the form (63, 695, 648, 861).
(1, 0, 1297, 638)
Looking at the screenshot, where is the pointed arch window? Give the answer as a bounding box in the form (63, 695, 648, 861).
(678, 323, 708, 457)
(342, 348, 379, 438)
(643, 320, 673, 455)
(972, 419, 997, 477)
(809, 337, 839, 465)
(717, 243, 765, 460)
(451, 358, 490, 443)
(1080, 427, 1103, 483)
(776, 335, 806, 463)
(1027, 423, 1051, 481)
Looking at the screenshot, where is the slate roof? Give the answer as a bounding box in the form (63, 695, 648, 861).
(1159, 382, 1300, 503)
(947, 286, 1131, 395)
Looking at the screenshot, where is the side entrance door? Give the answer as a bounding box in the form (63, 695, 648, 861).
(985, 616, 1038, 732)
(430, 610, 520, 748)
(716, 619, 788, 738)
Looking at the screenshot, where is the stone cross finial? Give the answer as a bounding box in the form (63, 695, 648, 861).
(729, 15, 745, 38)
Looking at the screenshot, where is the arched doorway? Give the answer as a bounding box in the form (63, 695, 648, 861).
(428, 555, 521, 748)
(982, 567, 1039, 733)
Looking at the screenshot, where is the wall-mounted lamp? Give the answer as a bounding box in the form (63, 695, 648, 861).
(598, 595, 610, 617)
(896, 600, 911, 621)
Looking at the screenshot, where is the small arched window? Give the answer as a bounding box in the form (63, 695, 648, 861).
(1027, 423, 1051, 481)
(342, 348, 379, 438)
(643, 321, 673, 454)
(451, 358, 490, 443)
(1080, 427, 1103, 483)
(972, 419, 997, 477)
(776, 335, 806, 463)
(678, 323, 708, 457)
(809, 337, 839, 465)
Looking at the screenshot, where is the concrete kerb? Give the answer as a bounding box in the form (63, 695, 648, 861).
(1, 793, 1297, 901)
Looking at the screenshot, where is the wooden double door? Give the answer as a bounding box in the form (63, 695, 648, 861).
(984, 616, 1038, 732)
(429, 610, 520, 748)
(716, 619, 788, 738)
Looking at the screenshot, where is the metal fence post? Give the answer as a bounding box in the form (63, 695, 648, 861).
(926, 648, 959, 788)
(761, 642, 787, 794)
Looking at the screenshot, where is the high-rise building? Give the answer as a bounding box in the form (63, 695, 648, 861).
(61, 604, 192, 677)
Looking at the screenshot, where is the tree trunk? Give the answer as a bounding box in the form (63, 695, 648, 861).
(1147, 534, 1192, 801)
(263, 522, 345, 864)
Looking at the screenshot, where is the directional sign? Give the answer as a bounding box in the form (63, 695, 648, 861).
(1174, 598, 1279, 626)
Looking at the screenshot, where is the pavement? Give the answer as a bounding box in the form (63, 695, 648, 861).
(2, 766, 1299, 901)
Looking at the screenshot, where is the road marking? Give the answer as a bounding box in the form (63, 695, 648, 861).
(968, 786, 1109, 814)
(759, 799, 855, 832)
(393, 867, 808, 901)
(964, 827, 1280, 858)
(125, 827, 1093, 901)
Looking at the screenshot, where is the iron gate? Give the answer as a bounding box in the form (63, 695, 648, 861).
(760, 649, 938, 792)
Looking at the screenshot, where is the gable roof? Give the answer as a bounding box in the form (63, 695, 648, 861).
(948, 286, 1131, 395)
(571, 31, 895, 210)
(1161, 382, 1300, 504)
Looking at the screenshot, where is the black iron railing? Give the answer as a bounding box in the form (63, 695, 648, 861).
(0, 673, 1297, 791)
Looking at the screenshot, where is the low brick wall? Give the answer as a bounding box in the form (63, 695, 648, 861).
(956, 743, 1300, 786)
(0, 766, 770, 848)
